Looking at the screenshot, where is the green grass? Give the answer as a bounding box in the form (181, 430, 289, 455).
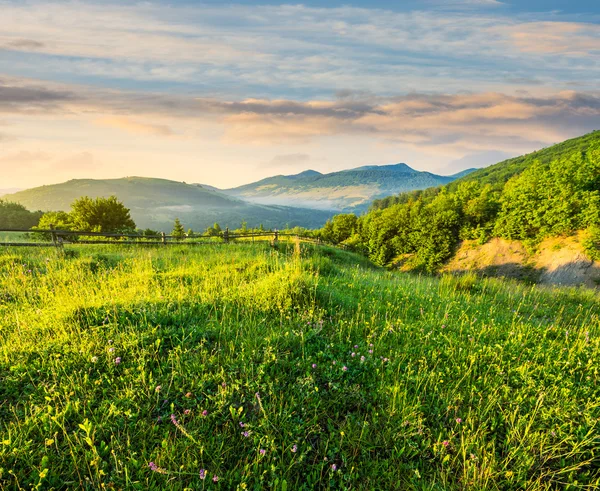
(0, 243, 599, 490)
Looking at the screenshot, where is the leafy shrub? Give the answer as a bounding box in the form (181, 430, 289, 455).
(583, 226, 600, 261)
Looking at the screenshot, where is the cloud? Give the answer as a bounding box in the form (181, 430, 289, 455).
(505, 22, 600, 56)
(3, 39, 45, 50)
(0, 1, 598, 96)
(0, 81, 74, 113)
(0, 76, 598, 156)
(215, 92, 600, 150)
(53, 152, 97, 172)
(95, 116, 174, 136)
(0, 130, 17, 142)
(0, 151, 51, 166)
(262, 153, 311, 168)
(425, 0, 504, 8)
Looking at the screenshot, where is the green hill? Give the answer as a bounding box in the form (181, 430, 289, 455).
(319, 130, 600, 271)
(4, 177, 333, 231)
(222, 164, 471, 211)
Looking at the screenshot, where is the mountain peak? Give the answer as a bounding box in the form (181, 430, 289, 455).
(287, 169, 322, 179)
(351, 163, 416, 173)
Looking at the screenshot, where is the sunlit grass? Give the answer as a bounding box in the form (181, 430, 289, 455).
(0, 243, 599, 490)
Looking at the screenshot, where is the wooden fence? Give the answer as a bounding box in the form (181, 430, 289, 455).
(0, 227, 341, 249)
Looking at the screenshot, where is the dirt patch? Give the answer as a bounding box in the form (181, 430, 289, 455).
(443, 238, 538, 282)
(444, 234, 600, 288)
(536, 235, 600, 288)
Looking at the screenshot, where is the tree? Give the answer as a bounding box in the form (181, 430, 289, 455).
(34, 211, 77, 241)
(70, 196, 136, 232)
(142, 228, 159, 237)
(36, 211, 75, 231)
(204, 222, 222, 237)
(172, 218, 186, 240)
(0, 200, 43, 229)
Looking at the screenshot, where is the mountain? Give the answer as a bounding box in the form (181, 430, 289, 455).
(0, 188, 23, 197)
(3, 177, 333, 231)
(222, 163, 472, 212)
(448, 168, 479, 179)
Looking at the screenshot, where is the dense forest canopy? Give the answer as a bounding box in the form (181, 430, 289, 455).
(319, 131, 600, 271)
(0, 200, 43, 229)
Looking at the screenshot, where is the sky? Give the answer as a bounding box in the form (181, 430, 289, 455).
(0, 0, 599, 189)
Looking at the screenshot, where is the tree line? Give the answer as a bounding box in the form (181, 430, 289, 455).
(0, 195, 313, 240)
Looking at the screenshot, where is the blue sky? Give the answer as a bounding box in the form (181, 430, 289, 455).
(127, 0, 600, 16)
(0, 0, 599, 188)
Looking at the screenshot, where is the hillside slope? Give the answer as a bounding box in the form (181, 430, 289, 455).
(321, 130, 600, 275)
(4, 177, 333, 231)
(223, 164, 470, 211)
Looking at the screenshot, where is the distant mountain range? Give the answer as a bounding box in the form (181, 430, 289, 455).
(3, 163, 476, 231)
(220, 164, 475, 211)
(3, 177, 333, 231)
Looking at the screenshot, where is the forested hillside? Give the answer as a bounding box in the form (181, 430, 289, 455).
(320, 131, 600, 271)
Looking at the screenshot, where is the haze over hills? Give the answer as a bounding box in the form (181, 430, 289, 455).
(3, 177, 333, 231)
(0, 188, 23, 197)
(2, 161, 477, 231)
(221, 163, 474, 211)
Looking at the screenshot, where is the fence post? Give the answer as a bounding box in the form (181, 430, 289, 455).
(161, 232, 166, 245)
(272, 229, 279, 247)
(224, 227, 229, 243)
(50, 224, 58, 248)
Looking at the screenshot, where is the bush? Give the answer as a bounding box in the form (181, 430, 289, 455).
(583, 226, 600, 261)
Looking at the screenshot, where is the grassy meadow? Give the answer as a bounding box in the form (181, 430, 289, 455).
(0, 243, 599, 490)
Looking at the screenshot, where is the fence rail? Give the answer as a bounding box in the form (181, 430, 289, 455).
(0, 227, 342, 249)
